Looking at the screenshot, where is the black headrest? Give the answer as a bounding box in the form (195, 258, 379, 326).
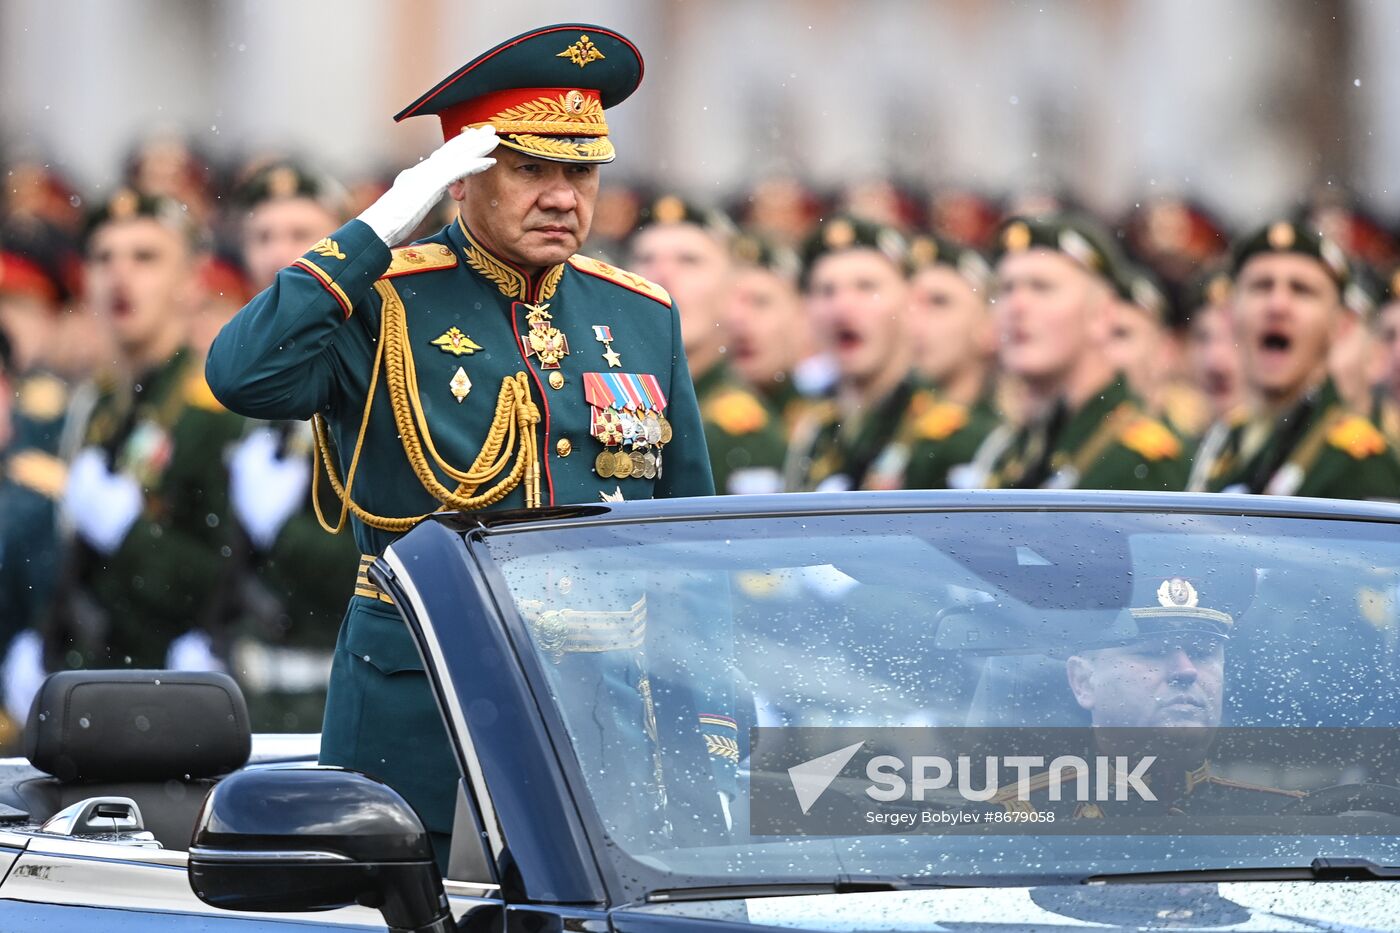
(25, 670, 251, 782)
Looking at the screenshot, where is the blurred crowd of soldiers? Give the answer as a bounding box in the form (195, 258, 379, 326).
(4, 134, 1400, 745)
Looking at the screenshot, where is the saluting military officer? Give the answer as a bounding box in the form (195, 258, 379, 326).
(975, 216, 1189, 491)
(205, 26, 729, 859)
(629, 197, 788, 494)
(1191, 221, 1400, 498)
(48, 191, 246, 672)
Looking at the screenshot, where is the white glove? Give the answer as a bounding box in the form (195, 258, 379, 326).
(166, 630, 225, 673)
(63, 447, 143, 554)
(230, 427, 311, 550)
(357, 126, 499, 247)
(3, 630, 46, 724)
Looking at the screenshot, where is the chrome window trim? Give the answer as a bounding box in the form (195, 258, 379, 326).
(187, 846, 352, 862)
(381, 546, 506, 862)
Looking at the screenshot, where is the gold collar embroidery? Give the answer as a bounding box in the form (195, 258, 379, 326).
(457, 218, 565, 303)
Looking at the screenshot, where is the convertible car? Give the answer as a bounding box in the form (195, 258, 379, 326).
(0, 491, 1398, 931)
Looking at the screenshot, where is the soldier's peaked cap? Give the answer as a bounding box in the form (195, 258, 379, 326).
(394, 24, 644, 165)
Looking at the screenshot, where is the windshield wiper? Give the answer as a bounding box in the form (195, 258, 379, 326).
(645, 876, 912, 903)
(1088, 857, 1400, 885)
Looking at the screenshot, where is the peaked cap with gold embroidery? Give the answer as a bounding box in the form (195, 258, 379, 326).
(394, 24, 643, 164)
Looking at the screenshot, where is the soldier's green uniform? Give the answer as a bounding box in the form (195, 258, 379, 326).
(694, 362, 787, 494)
(1197, 377, 1400, 498)
(630, 199, 788, 494)
(982, 375, 1188, 491)
(1192, 221, 1400, 500)
(49, 350, 245, 668)
(979, 216, 1190, 492)
(206, 25, 726, 848)
(788, 378, 1001, 491)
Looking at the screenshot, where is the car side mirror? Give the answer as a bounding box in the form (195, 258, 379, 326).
(188, 766, 452, 933)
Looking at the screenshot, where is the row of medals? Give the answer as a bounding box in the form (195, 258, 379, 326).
(595, 409, 674, 479)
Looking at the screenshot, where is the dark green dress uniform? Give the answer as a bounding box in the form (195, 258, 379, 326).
(48, 351, 246, 668)
(693, 363, 787, 494)
(1196, 377, 1400, 499)
(206, 212, 719, 827)
(982, 376, 1189, 491)
(785, 376, 997, 492)
(784, 376, 918, 492)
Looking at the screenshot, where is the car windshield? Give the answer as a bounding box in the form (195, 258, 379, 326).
(479, 507, 1400, 892)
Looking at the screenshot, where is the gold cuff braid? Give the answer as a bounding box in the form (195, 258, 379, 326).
(312, 279, 543, 535)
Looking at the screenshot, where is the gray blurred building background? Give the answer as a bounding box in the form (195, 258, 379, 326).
(1, 0, 1397, 223)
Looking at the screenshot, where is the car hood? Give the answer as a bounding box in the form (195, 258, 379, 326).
(618, 881, 1400, 932)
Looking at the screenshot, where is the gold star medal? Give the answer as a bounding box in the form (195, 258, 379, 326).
(593, 324, 622, 368)
(431, 327, 483, 356)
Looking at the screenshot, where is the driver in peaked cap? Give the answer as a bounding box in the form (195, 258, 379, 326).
(206, 25, 730, 864)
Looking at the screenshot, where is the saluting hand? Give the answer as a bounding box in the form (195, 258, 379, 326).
(357, 125, 499, 247)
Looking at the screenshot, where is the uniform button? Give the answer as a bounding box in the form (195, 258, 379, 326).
(556, 438, 572, 457)
(549, 371, 565, 390)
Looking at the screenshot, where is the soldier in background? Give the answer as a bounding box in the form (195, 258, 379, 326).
(891, 233, 1003, 489)
(1371, 270, 1400, 453)
(977, 216, 1188, 491)
(0, 239, 78, 712)
(1192, 221, 1400, 498)
(1108, 263, 1210, 441)
(46, 191, 245, 673)
(630, 196, 787, 494)
(224, 161, 362, 731)
(784, 216, 943, 492)
(722, 231, 814, 440)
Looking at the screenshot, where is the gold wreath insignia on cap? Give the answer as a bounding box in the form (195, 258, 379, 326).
(267, 166, 299, 199)
(1267, 221, 1295, 250)
(1156, 576, 1199, 608)
(1003, 221, 1032, 253)
(653, 195, 686, 225)
(825, 218, 856, 249)
(910, 236, 939, 266)
(109, 189, 139, 220)
(1206, 273, 1232, 307)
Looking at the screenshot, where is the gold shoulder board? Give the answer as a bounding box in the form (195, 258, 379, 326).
(567, 254, 672, 307)
(1119, 416, 1181, 461)
(704, 390, 770, 435)
(382, 243, 459, 279)
(1327, 415, 1387, 459)
(183, 371, 227, 412)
